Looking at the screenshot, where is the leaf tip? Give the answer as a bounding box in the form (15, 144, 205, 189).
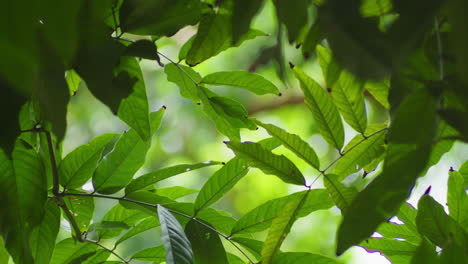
(288, 62, 295, 69)
(278, 92, 282, 96)
(162, 105, 167, 110)
(424, 185, 432, 195)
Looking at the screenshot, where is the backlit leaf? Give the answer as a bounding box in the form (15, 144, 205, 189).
(292, 66, 344, 149)
(131, 246, 165, 262)
(201, 71, 280, 95)
(225, 141, 305, 185)
(63, 192, 95, 232)
(273, 0, 309, 42)
(50, 238, 97, 264)
(448, 170, 468, 227)
(30, 200, 60, 264)
(323, 174, 358, 213)
(116, 217, 159, 245)
(164, 63, 202, 102)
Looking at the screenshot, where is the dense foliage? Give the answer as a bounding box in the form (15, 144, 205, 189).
(1, 0, 467, 263)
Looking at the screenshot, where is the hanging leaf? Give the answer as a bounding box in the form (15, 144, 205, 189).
(316, 45, 341, 89)
(63, 192, 95, 232)
(186, 12, 266, 66)
(365, 80, 390, 109)
(201, 71, 280, 95)
(361, 238, 416, 263)
(447, 170, 468, 227)
(301, 24, 324, 58)
(119, 0, 206, 36)
(225, 141, 306, 185)
(261, 191, 309, 264)
(411, 238, 439, 264)
(124, 40, 162, 63)
(93, 108, 165, 194)
(116, 56, 152, 141)
(126, 161, 221, 194)
(164, 63, 202, 102)
(232, 0, 265, 43)
(273, 0, 309, 42)
(292, 66, 344, 149)
(157, 205, 194, 264)
(255, 120, 320, 170)
(59, 133, 119, 189)
(185, 219, 229, 264)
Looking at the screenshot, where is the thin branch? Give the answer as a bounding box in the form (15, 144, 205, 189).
(61, 192, 255, 264)
(309, 127, 388, 186)
(434, 17, 444, 81)
(86, 239, 130, 263)
(44, 130, 61, 195)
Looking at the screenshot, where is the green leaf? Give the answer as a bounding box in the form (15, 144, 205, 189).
(225, 141, 305, 185)
(120, 191, 175, 215)
(316, 45, 341, 89)
(272, 252, 340, 264)
(273, 0, 309, 42)
(124, 40, 161, 62)
(131, 246, 165, 262)
(201, 71, 280, 95)
(30, 200, 60, 264)
(411, 238, 439, 264)
(365, 80, 390, 109)
(66, 70, 81, 96)
(416, 194, 468, 249)
(332, 124, 387, 180)
(88, 221, 130, 239)
(156, 186, 199, 200)
(63, 192, 95, 232)
(232, 238, 263, 259)
(164, 63, 202, 102)
(292, 66, 344, 149)
(157, 205, 194, 264)
(116, 56, 151, 141)
(119, 0, 205, 36)
(360, 0, 393, 17)
(194, 158, 248, 213)
(232, 0, 264, 42)
(116, 217, 159, 245)
(336, 88, 439, 255)
(255, 120, 320, 170)
(261, 191, 309, 264)
(460, 160, 468, 185)
(93, 108, 164, 194)
(198, 87, 241, 140)
(301, 24, 324, 58)
(448, 170, 468, 227)
(208, 95, 257, 130)
(424, 122, 457, 173)
(186, 12, 266, 66)
(227, 252, 245, 264)
(50, 238, 97, 264)
(440, 240, 468, 264)
(0, 238, 9, 263)
(82, 249, 110, 264)
(230, 190, 332, 236)
(185, 219, 229, 264)
(361, 237, 417, 257)
(126, 161, 221, 194)
(196, 208, 237, 234)
(438, 108, 468, 142)
(59, 133, 119, 189)
(323, 174, 358, 213)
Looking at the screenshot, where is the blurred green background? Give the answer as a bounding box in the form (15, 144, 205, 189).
(59, 2, 467, 263)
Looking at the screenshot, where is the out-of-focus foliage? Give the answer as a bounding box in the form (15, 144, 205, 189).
(0, 0, 467, 263)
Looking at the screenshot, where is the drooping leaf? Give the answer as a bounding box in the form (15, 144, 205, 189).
(365, 80, 390, 108)
(59, 133, 119, 189)
(164, 63, 202, 102)
(361, 238, 417, 261)
(63, 192, 95, 232)
(292, 66, 344, 149)
(208, 95, 257, 130)
(255, 120, 320, 170)
(194, 158, 248, 213)
(131, 246, 165, 262)
(332, 123, 387, 180)
(416, 194, 468, 249)
(116, 217, 159, 245)
(30, 200, 60, 264)
(232, 0, 264, 43)
(261, 191, 309, 264)
(126, 161, 221, 194)
(273, 0, 309, 42)
(323, 174, 358, 213)
(201, 71, 280, 95)
(50, 238, 97, 264)
(65, 70, 81, 95)
(230, 190, 332, 236)
(336, 88, 439, 255)
(272, 252, 340, 264)
(316, 45, 341, 89)
(157, 205, 194, 264)
(301, 24, 324, 58)
(225, 141, 305, 185)
(93, 108, 164, 194)
(185, 12, 266, 66)
(185, 219, 229, 264)
(119, 0, 205, 36)
(124, 40, 161, 63)
(116, 56, 152, 141)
